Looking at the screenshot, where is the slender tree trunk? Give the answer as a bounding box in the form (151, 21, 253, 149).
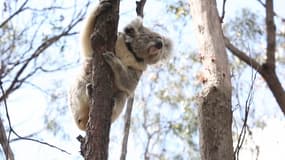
(82, 1, 120, 159)
(0, 118, 14, 160)
(260, 68, 285, 114)
(189, 0, 234, 160)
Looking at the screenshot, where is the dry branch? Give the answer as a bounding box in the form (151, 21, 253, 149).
(0, 81, 70, 155)
(224, 37, 261, 72)
(224, 0, 285, 115)
(120, 1, 147, 159)
(0, 117, 14, 160)
(220, 0, 227, 23)
(120, 97, 134, 160)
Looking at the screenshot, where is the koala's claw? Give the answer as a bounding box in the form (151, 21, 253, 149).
(102, 52, 116, 63)
(102, 51, 115, 58)
(86, 83, 93, 97)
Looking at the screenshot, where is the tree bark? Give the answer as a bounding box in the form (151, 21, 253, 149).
(189, 0, 234, 160)
(82, 1, 120, 159)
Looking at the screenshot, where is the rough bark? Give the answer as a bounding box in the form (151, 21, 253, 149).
(189, 0, 234, 160)
(82, 0, 120, 159)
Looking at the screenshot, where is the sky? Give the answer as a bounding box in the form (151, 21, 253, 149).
(1, 0, 285, 160)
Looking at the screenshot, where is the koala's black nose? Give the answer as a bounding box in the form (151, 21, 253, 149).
(155, 40, 163, 49)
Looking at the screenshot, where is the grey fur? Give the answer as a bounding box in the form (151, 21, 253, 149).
(68, 4, 173, 130)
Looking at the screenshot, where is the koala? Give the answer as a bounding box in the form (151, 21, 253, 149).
(68, 2, 172, 131)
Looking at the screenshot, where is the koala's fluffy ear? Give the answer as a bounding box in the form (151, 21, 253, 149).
(124, 17, 143, 34)
(162, 37, 173, 59)
(130, 16, 143, 29)
(124, 17, 143, 42)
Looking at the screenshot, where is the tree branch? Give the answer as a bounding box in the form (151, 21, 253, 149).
(234, 71, 257, 160)
(0, 117, 14, 160)
(220, 0, 227, 23)
(136, 0, 146, 17)
(224, 0, 285, 115)
(265, 0, 276, 68)
(257, 0, 285, 21)
(120, 1, 147, 159)
(0, 0, 28, 28)
(0, 33, 63, 102)
(0, 24, 79, 102)
(224, 37, 262, 73)
(0, 81, 70, 155)
(120, 97, 134, 160)
(224, 37, 285, 115)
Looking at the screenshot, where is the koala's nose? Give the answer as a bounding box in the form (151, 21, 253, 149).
(155, 40, 163, 49)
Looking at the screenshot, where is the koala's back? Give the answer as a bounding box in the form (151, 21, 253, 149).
(69, 4, 172, 131)
(68, 71, 90, 130)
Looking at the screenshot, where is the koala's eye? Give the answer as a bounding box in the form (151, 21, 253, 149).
(124, 27, 135, 36)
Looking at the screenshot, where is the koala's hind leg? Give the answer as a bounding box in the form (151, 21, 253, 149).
(102, 52, 139, 95)
(111, 91, 128, 122)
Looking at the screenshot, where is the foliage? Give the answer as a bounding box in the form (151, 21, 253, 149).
(224, 8, 265, 64)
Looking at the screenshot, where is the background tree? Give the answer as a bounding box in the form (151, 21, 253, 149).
(221, 1, 285, 158)
(189, 0, 234, 159)
(224, 0, 285, 115)
(0, 0, 284, 159)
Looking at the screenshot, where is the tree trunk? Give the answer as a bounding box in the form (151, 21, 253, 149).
(189, 0, 234, 160)
(83, 1, 120, 159)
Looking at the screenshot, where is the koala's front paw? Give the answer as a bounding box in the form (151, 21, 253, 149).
(102, 52, 118, 65)
(99, 0, 112, 11)
(102, 51, 115, 59)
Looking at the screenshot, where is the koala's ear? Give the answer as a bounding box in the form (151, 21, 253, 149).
(124, 17, 143, 37)
(129, 17, 143, 30)
(124, 26, 135, 37)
